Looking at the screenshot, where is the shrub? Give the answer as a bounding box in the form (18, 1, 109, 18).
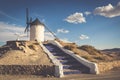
(93, 56, 104, 60)
(78, 45, 101, 55)
(81, 56, 93, 61)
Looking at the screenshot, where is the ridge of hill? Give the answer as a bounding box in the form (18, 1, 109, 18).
(56, 39, 119, 62)
(102, 48, 120, 53)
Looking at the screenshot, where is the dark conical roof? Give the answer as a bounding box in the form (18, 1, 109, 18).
(31, 18, 44, 26)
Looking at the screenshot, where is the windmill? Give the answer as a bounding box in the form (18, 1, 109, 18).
(24, 8, 32, 37)
(24, 8, 59, 42)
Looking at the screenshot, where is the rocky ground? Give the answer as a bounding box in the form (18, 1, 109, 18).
(0, 41, 53, 65)
(0, 41, 54, 76)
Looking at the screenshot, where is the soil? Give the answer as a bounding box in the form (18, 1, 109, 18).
(0, 41, 53, 65)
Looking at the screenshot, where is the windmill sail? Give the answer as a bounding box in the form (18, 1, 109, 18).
(24, 8, 30, 33)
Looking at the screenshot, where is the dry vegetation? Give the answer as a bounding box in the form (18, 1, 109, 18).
(0, 41, 53, 65)
(56, 39, 119, 62)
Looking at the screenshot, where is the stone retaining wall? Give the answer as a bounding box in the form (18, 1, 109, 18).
(0, 65, 55, 76)
(97, 60, 120, 73)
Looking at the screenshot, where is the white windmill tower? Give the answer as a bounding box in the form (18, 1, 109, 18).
(24, 8, 45, 42)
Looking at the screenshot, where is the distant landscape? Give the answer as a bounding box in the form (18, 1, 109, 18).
(102, 48, 120, 53)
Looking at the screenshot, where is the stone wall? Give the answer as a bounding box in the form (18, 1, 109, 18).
(97, 60, 120, 73)
(0, 65, 55, 76)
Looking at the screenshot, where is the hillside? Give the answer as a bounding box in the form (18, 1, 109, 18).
(56, 39, 119, 62)
(0, 41, 53, 65)
(101, 48, 120, 60)
(102, 48, 120, 53)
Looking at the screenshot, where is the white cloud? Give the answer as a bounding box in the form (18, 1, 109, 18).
(65, 12, 86, 24)
(0, 22, 28, 41)
(44, 32, 55, 41)
(94, 2, 120, 18)
(80, 34, 89, 40)
(84, 11, 91, 16)
(60, 38, 72, 43)
(57, 28, 69, 33)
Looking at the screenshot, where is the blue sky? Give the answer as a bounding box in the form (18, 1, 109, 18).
(0, 0, 120, 49)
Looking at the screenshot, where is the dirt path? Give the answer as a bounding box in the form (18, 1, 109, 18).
(0, 68, 120, 80)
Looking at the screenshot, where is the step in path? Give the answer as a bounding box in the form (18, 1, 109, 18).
(44, 43, 90, 75)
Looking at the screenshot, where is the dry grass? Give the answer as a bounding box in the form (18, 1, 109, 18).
(78, 45, 101, 55)
(56, 39, 114, 62)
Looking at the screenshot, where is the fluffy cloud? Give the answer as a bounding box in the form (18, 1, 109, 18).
(84, 11, 91, 16)
(94, 2, 120, 18)
(65, 12, 86, 24)
(0, 22, 27, 41)
(80, 34, 89, 40)
(57, 28, 69, 33)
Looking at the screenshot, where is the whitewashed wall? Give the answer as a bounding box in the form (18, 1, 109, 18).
(30, 24, 44, 42)
(39, 42, 64, 77)
(48, 40, 99, 74)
